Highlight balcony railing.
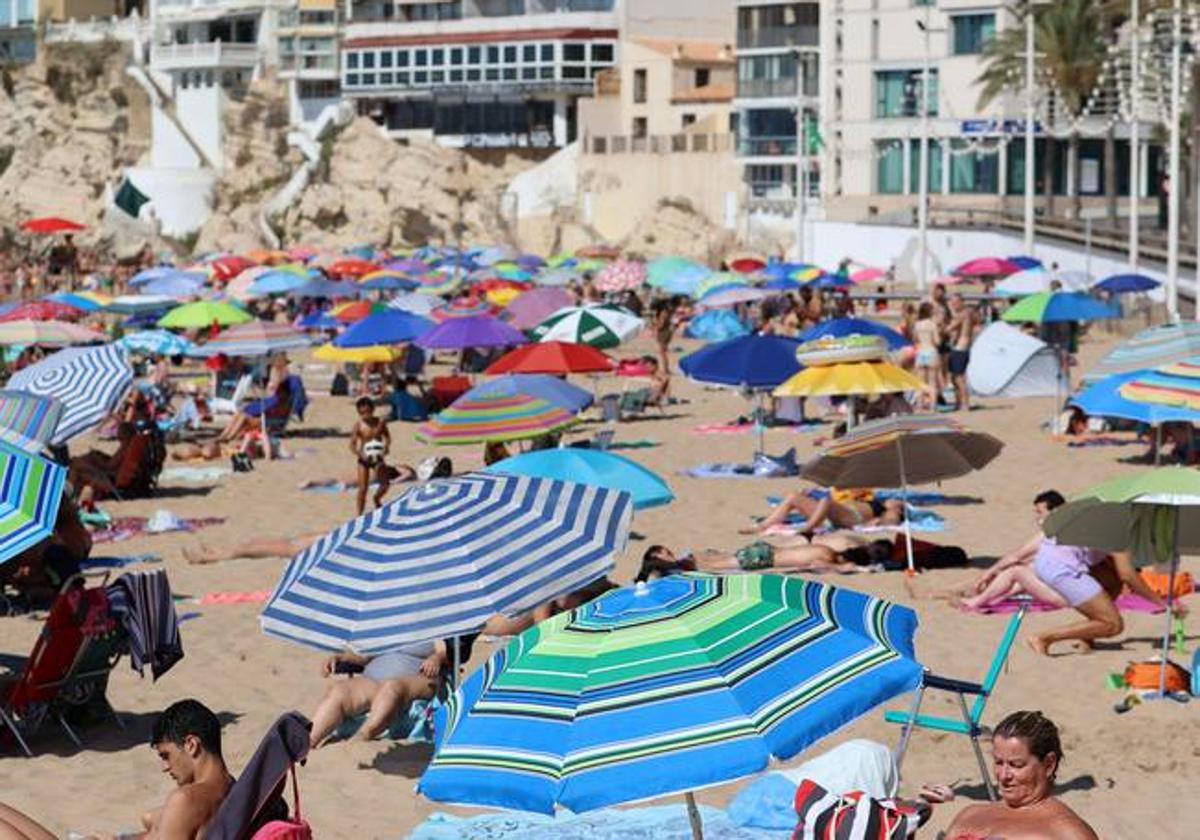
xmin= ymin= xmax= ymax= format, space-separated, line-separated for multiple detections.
xmin=584 ymin=132 xmax=734 ymax=155
xmin=736 ymin=77 xmax=796 ymax=99
xmin=736 ymin=26 xmax=818 ymax=50
xmin=151 ymin=40 xmax=260 ymax=70
xmin=738 ymin=136 xmax=797 ymax=157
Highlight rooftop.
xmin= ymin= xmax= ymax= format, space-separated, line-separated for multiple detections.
xmin=633 ymin=37 xmax=734 ymax=65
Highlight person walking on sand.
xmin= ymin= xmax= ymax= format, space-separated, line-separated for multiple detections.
xmin=912 ymin=302 xmax=941 ymax=410
xmin=350 ymin=397 xmax=391 ymax=516
xmin=946 ymin=293 xmax=977 ymax=411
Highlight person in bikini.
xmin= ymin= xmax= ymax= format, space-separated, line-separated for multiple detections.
xmin=740 ymin=486 xmax=905 ymax=536
xmin=349 ymin=396 xmax=392 ymax=515
xmin=635 ymin=538 xmax=896 ymax=578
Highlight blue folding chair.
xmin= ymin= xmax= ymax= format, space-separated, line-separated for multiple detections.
xmin=884 ymin=598 xmax=1030 ymax=801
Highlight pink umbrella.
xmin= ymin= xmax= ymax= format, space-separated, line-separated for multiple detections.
xmin=953 ymin=257 xmax=1021 ymax=278
xmin=850 ymin=267 xmax=887 ymax=284
xmin=503 ymin=287 xmax=574 ymax=330
xmin=594 ymin=260 xmax=647 ymax=293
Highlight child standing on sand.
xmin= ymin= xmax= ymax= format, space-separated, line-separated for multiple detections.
xmin=350 ymin=396 xmax=392 ymax=515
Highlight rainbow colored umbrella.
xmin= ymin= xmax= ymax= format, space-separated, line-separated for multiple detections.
xmin=432 ymin=297 xmax=495 ymax=322
xmin=694 ymin=272 xmax=747 ymax=299
xmin=1120 ymin=365 xmax=1200 ymax=411
xmin=331 ymin=300 xmax=388 ymax=323
xmin=1084 ymin=323 xmax=1200 ymax=384
xmin=416 ymin=380 xmax=581 ymax=445
xmin=415 ymin=269 xmax=465 ymax=296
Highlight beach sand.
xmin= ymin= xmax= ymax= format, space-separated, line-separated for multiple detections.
xmin=1 ymin=327 xmax=1195 ymax=839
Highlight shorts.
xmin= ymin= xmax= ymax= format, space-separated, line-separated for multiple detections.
xmin=915 ymin=348 xmax=938 ymax=368
xmin=948 ymin=349 xmax=970 ymax=376
xmin=735 ymin=541 xmax=775 ymax=571
xmin=1033 ymin=553 xmax=1103 ymax=607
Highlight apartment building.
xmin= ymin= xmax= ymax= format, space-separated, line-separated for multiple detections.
xmin=277 ymin=0 xmax=342 ymax=123
xmin=0 ymin=0 xmax=35 ymax=63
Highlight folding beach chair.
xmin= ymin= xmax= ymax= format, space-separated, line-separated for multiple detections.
xmin=883 ymin=597 xmax=1031 ymax=801
xmin=211 ymin=374 xmax=253 ymax=416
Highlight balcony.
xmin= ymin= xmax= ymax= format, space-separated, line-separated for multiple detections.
xmin=151 ymin=40 xmax=260 ymax=70
xmin=738 ymin=135 xmax=797 ymax=157
xmin=736 ymin=77 xmax=796 ymax=99
xmin=736 ymin=26 xmax=818 ymax=50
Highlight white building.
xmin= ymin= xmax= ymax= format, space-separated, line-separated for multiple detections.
xmin=277 ymin=0 xmax=342 ymax=124
xmin=0 ymin=0 xmax=35 ymax=63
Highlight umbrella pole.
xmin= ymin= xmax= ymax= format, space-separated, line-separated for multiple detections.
xmin=685 ymin=792 xmax=704 ymax=840
xmin=896 ymin=440 xmax=916 ymax=574
xmin=755 ymin=391 xmax=765 ymax=458
xmin=1155 ymin=424 xmax=1162 ymax=467
xmin=1159 ymin=514 xmax=1181 ymax=698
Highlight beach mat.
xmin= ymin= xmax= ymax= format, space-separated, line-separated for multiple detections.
xmin=682 ymin=450 xmax=800 ymax=480
xmin=91 ymin=516 xmax=225 ymax=545
xmin=161 ymin=466 xmax=231 ymax=482
xmin=406 ymin=805 xmax=786 ymax=840
xmin=969 ymin=592 xmax=1176 ymax=615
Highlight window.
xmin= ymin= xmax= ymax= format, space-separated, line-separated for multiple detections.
xmin=633 ymin=68 xmax=647 ymax=103
xmin=397 ymin=51 xmax=409 ymax=67
xmin=523 ymin=44 xmax=536 ymax=62
xmin=468 ymin=46 xmax=481 ymax=63
xmin=415 ymin=49 xmax=427 ymax=66
xmin=951 ymin=13 xmax=995 ymax=55
xmin=541 ymin=44 xmax=553 ymax=62
xmin=362 ymin=52 xmax=375 ymax=69
xmin=347 ymin=52 xmax=359 ymax=69
xmin=431 ymin=48 xmax=444 ymax=65
xmin=949 ymin=140 xmax=999 ymax=193
xmin=682 ymin=113 xmax=696 ymax=128
xmin=487 ymin=45 xmax=499 ymax=63
xmin=592 ymin=43 xmax=613 ymax=63
xmin=694 ymin=67 xmax=710 ymax=88
xmin=876 ymin=140 xmax=904 ymax=194
xmin=450 ymin=47 xmax=462 ymax=64
xmin=380 ymin=51 xmax=393 ymax=68
xmin=875 ymin=69 xmax=937 ymax=118
xmin=632 ymin=117 xmax=647 ymax=138
xmin=908 ymin=139 xmax=943 ymax=193
xmin=504 ymin=45 xmax=516 ymax=63
xmin=563 ymin=43 xmax=585 ymax=61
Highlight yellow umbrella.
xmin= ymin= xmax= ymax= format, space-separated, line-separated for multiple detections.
xmin=485 ymin=287 xmax=523 ymax=307
xmin=313 ymin=343 xmax=401 ymax=364
xmin=773 ymin=361 xmax=924 ymax=397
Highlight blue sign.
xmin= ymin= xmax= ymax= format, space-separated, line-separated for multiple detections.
xmin=961 ymin=119 xmax=1042 ymax=135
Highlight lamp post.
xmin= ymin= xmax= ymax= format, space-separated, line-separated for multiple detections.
xmin=1023 ymin=1 xmax=1036 ymax=254
xmin=1166 ymin=0 xmax=1181 ymax=321
xmin=793 ymin=49 xmax=807 ymax=262
xmin=915 ymin=9 xmax=941 ymax=292
xmin=1129 ymin=0 xmax=1140 ymax=271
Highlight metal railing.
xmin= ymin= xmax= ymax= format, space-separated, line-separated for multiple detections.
xmin=738 ymin=136 xmax=797 ymax=156
xmin=736 ymin=26 xmax=818 ymax=50
xmin=584 ymin=132 xmax=734 ymax=155
xmin=736 ymin=77 xmax=799 ymax=99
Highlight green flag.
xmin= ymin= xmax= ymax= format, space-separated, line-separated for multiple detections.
xmin=804 ymin=113 xmax=824 ymax=154
xmin=114 ymin=177 xmax=150 ymax=219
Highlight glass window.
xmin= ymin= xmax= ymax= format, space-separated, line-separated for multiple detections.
xmin=504 ymin=45 xmax=517 ymax=63
xmin=541 ymin=44 xmax=553 ymax=61
xmin=952 ymin=13 xmax=996 ymax=56
xmin=467 ymin=68 xmax=481 ymax=80
xmin=397 ymin=71 xmax=409 ymax=84
xmin=397 ymin=50 xmax=409 ymax=67
xmin=431 ymin=48 xmax=444 ymax=65
xmin=450 ymin=68 xmax=463 ymax=81
xmin=949 ymin=141 xmax=999 ymax=193
xmin=633 ymin=68 xmax=647 ymax=103
xmin=502 ymin=67 xmax=516 ymax=80
xmin=563 ymin=65 xmax=586 ymax=79
xmin=432 ymin=70 xmax=444 ymax=82
xmin=362 ymin=52 xmax=375 ymax=69
xmin=487 ymin=45 xmax=500 ymax=63
xmin=380 ymin=51 xmax=393 ymax=68
xmin=563 ymin=43 xmax=585 ymax=61
xmin=362 ymin=72 xmax=376 ymax=85
xmin=592 ymin=43 xmax=613 ymax=63
xmin=469 ymin=46 xmax=481 ymax=63
xmin=347 ymin=72 xmax=360 ymax=85
xmin=908 ymin=139 xmax=943 ymax=193
xmin=486 ymin=68 xmax=500 ymax=80
xmin=415 ymin=49 xmax=427 ymax=66
xmin=523 ymin=44 xmax=536 ymax=62
xmin=876 ymin=140 xmax=904 ymax=194
xmin=347 ymin=52 xmax=359 ymax=69
xmin=875 ymin=69 xmax=937 ymax=118
xmin=522 ymin=66 xmax=536 ymax=79
xmin=450 ymin=47 xmax=463 ymax=65
xmin=539 ymin=66 xmax=553 ymax=79
xmin=380 ymin=72 xmax=394 ymax=84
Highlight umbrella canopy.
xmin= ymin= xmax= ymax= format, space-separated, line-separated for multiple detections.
xmin=296 ymin=311 xmax=342 ymax=331
xmin=0 ymin=320 xmax=106 ymax=347
xmin=531 ymin=305 xmax=643 ymax=349
xmin=192 ymin=321 xmax=311 ymax=357
xmin=313 ymin=343 xmax=401 ymax=364
xmin=158 ymin=300 xmax=252 ymax=329
xmin=1071 ymin=370 xmax=1200 ymax=425
xmin=332 ymin=300 xmax=388 ymax=323
xmin=1119 ymin=368 xmax=1200 ymax=411
xmin=646 ymin=257 xmax=711 ymax=296
xmin=140 ymin=273 xmax=207 ymax=298
xmin=130 ymin=267 xmax=207 ymax=289
xmin=288 ymin=278 xmax=360 ymax=299
xmin=118 ymin=329 xmax=197 ymax=357
xmin=762 ymin=276 xmax=802 ymax=292
xmin=208 ymin=254 xmax=255 ymax=281
xmin=774 ymin=361 xmax=924 ymax=397
xmin=486 ymin=341 xmax=613 ymax=375
xmin=698 ymin=285 xmax=769 ymax=308
xmin=8 ymin=345 xmax=133 ymax=444
xmin=21 ymin=217 xmax=84 ymax=234
xmin=0 ymin=301 xmax=85 ymax=323
xmin=46 ymin=292 xmax=109 ymax=313
xmin=418 ymin=573 xmax=921 ymax=814
xmin=1002 ymin=292 xmax=1118 ymax=324
xmin=502 ymin=287 xmax=573 ymax=330
xmin=104 ymin=294 xmax=177 ymax=316
xmin=486 ymin=449 xmax=673 ymax=510
xmin=327 ymin=258 xmax=377 ymax=278
xmin=851 ymin=267 xmax=887 ymax=283
xmin=416 ymin=315 xmax=528 ymax=351
xmin=389 ymin=293 xmax=438 ymax=317
xmin=535 ymin=267 xmax=583 ymax=287
xmin=360 ymin=270 xmax=418 ymax=291
xmin=994 ymin=267 xmax=1051 ymax=296
xmin=248 ymin=268 xmax=312 ymax=297
xmin=1007 ymin=255 xmax=1042 ymax=270
xmin=594 ymin=260 xmax=647 ymax=293
xmin=414 ymin=269 xmax=465 ymax=296
xmin=695 ymin=272 xmax=747 ymax=299
xmin=680 ymin=334 xmax=802 ymax=390
xmin=417 ymin=383 xmax=583 ymax=445
xmin=953 ymin=257 xmax=1021 ymax=278
xmin=432 ymin=297 xmax=495 ymax=322
xmin=728 ymin=253 xmax=768 ymax=273
xmin=0 ymin=392 xmax=64 ymax=453
xmin=1085 ymin=322 xmax=1200 ymax=384
xmin=798 ymin=317 xmax=910 ymax=350
xmin=0 ymin=440 xmax=67 ymax=567
xmin=470 ymin=374 xmax=593 ymax=413
xmin=1093 ymin=273 xmax=1160 ymax=294
xmin=333 ymin=309 xmax=434 ymax=348
xmin=260 ymin=473 xmax=633 ymax=652
xmin=684 ymin=309 xmax=751 ymax=341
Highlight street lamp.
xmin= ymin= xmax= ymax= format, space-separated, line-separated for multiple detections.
xmin=1023 ymin=2 xmax=1036 ymax=255
xmin=1166 ymin=0 xmax=1181 ymax=321
xmin=1129 ymin=0 xmax=1140 ymax=272
xmin=915 ymin=12 xmax=943 ymax=292
xmin=792 ymin=48 xmax=807 ymax=262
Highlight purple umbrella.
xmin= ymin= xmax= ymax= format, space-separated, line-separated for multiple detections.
xmin=383 ymin=257 xmax=429 ymax=274
xmin=503 ymin=287 xmax=574 ymax=330
xmin=415 ymin=315 xmax=529 ymax=350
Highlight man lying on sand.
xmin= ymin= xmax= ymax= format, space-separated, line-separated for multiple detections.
xmin=634 ymin=536 xmax=894 ymax=578
xmin=946 ymin=710 xmax=1098 ymax=840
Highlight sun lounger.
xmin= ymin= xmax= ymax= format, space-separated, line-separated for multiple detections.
xmin=883 ymin=597 xmax=1031 ymax=801
xmin=210 ymin=374 xmax=253 ymax=416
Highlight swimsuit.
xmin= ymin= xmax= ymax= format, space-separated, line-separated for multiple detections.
xmin=735 ymin=541 xmax=775 ymax=571
xmin=363 ymin=641 xmax=436 ymax=681
xmin=1033 ymin=537 xmax=1106 ymax=607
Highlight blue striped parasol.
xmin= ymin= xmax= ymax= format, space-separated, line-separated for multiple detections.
xmin=0 ymin=392 xmax=64 ymax=453
xmin=118 ymin=329 xmax=197 ymax=356
xmin=0 ymin=439 xmax=66 ymax=566
xmin=260 ymin=473 xmax=633 ymax=653
xmin=8 ymin=345 xmax=134 ymax=445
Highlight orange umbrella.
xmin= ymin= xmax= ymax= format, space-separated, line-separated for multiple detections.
xmin=328 ymin=258 xmax=378 ymax=278
xmin=22 ymin=217 xmax=85 ymax=234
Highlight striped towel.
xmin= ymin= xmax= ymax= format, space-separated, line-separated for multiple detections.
xmin=107 ymin=569 xmax=184 ymax=681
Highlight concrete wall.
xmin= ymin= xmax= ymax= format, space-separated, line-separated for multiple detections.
xmin=622 ymin=0 xmax=735 ymax=42
xmin=124 ymin=165 xmax=217 ymax=236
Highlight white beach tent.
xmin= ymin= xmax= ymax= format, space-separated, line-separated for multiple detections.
xmin=967 ymin=322 xmax=1061 ymax=398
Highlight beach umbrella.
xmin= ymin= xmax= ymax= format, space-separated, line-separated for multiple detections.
xmin=414 ymin=269 xmax=465 ymax=296
xmin=8 ymin=345 xmax=133 ymax=445
xmin=1085 ymin=322 xmax=1200 ymax=384
xmin=1007 ymin=255 xmax=1042 ymax=270
xmin=467 ymin=374 xmax=593 ymax=414
xmin=0 ymin=440 xmax=66 ymax=567
xmin=330 ymin=299 xmax=388 ymax=323
xmin=248 ymin=269 xmax=312 ymax=297
xmin=502 ymin=287 xmax=573 ymax=331
xmin=646 ymin=257 xmax=710 ymax=296
xmin=432 ymin=297 xmax=495 ymax=322
xmin=0 ymin=321 xmax=106 ymax=347
xmin=0 ymin=392 xmax=64 ymax=454
xmin=1071 ymin=370 xmax=1200 ymax=426
xmin=384 ymin=257 xmax=431 ymax=274
xmin=416 ymin=385 xmax=582 ymax=445
xmin=296 ymin=311 xmax=342 ymax=331
xmin=208 ymin=254 xmax=255 ymax=281
xmin=416 ymin=315 xmax=528 ymax=351
xmin=45 ymin=292 xmax=107 ymax=313
xmin=130 ymin=266 xmax=207 ymax=288
xmin=762 ymin=276 xmax=802 ymax=292
xmin=1001 ymin=292 xmax=1118 ymax=324
xmin=851 ymin=267 xmax=887 ymax=284
xmin=21 ymin=217 xmax=84 ymax=234
xmin=1093 ymin=273 xmax=1161 ymax=294
xmin=139 ymin=272 xmax=207 ymax=299
xmin=389 ymin=293 xmax=437 ymax=317
xmin=808 ymin=273 xmax=855 ymax=290
xmin=0 ymin=301 xmax=85 ymax=323
xmin=192 ymin=321 xmax=311 ymax=358
xmin=1043 ymin=468 xmax=1200 ymax=697
xmin=327 ymin=258 xmax=377 ymax=278
xmin=487 ymin=449 xmax=672 ymax=510
xmin=698 ymin=285 xmax=769 ymax=308
xmin=475 ymin=245 xmax=520 ymax=267
xmin=535 ymin=267 xmax=583 ymax=287
xmin=157 ymin=300 xmax=252 ymax=329
xmin=994 ymin=267 xmax=1050 ymax=296
xmin=333 ymin=309 xmax=434 ymax=348
xmin=360 ymin=270 xmax=418 ymax=292
xmin=287 ymin=278 xmax=360 ymax=299
xmin=953 ymin=257 xmax=1021 ymax=278
xmin=680 ymin=334 xmax=803 ymax=389
xmin=788 ymin=265 xmax=826 ymax=283
xmin=803 ymin=415 xmax=1003 ymax=572
xmin=773 ymin=362 xmax=924 ymax=398
xmin=1118 ymin=358 xmax=1200 ymax=412
xmin=486 ymin=341 xmax=613 ymax=375
xmin=261 ymin=473 xmax=632 ymax=653
xmin=594 ymin=260 xmax=647 ymax=293
xmin=418 ymin=573 xmax=921 ymax=821
xmin=695 ymin=272 xmax=747 ymax=300
xmin=728 ymin=253 xmax=768 ymax=273
xmin=531 ymin=305 xmax=643 ymax=349
xmin=491 ymin=266 xmax=534 ymax=283
xmin=313 ymin=343 xmax=401 ymax=364
xmin=684 ymin=309 xmax=750 ymax=341
xmin=798 ymin=317 xmax=910 ymax=350
xmin=104 ymin=295 xmax=177 ymax=316
xmin=117 ymin=329 xmax=197 ymax=357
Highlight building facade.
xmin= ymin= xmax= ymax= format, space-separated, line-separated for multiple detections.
xmin=277 ymin=0 xmax=342 ymax=124
xmin=1 ymin=0 xmax=35 ymax=63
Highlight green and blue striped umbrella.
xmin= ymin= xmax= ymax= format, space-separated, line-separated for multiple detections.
xmin=418 ymin=573 xmax=921 ymax=814
xmin=0 ymin=439 xmax=66 ymax=566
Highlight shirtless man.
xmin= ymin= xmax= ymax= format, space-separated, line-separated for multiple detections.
xmin=946 ymin=293 xmax=977 ymax=411
xmin=349 ymin=396 xmax=392 ymax=515
xmin=946 ymin=710 xmax=1098 ymax=840
xmin=72 ymin=700 xmax=233 ymax=839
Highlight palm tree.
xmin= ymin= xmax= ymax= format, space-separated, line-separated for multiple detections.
xmin=976 ymin=0 xmax=1108 ymax=218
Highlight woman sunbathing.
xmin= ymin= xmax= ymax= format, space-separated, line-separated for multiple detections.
xmin=183 ymin=532 xmax=326 ymax=565
xmin=741 ymin=487 xmax=905 ymax=535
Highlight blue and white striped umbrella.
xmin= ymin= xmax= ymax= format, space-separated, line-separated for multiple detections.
xmin=8 ymin=345 xmax=134 ymax=445
xmin=260 ymin=473 xmax=633 ymax=653
xmin=118 ymin=329 xmax=197 ymax=356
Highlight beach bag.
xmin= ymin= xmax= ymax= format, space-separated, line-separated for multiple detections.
xmin=251 ymin=765 xmax=312 ymax=840
xmin=231 ymin=452 xmax=255 ymax=473
xmin=1124 ymin=660 xmax=1190 ymax=693
xmin=329 ymin=373 xmax=348 ymax=397
xmin=792 ymin=779 xmax=921 ymax=839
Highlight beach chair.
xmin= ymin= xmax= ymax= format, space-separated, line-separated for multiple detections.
xmin=211 ymin=374 xmax=253 ymax=416
xmin=0 ymin=576 xmax=126 ymax=756
xmin=883 ymin=598 xmax=1030 ymax=801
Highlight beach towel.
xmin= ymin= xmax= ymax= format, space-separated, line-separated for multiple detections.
xmin=762 ymin=496 xmax=947 ymax=533
xmin=968 ymin=592 xmax=1180 ymax=615
xmin=407 ymin=805 xmax=785 ymax=840
xmin=608 ymin=439 xmax=659 ymax=450
xmin=195 ymin=590 xmax=273 ymax=606
xmin=106 ymin=568 xmax=183 ymax=681
xmin=161 ymin=466 xmax=231 ymax=482
xmin=683 ymin=449 xmax=800 ymax=480
xmin=91 ymin=516 xmax=225 ymax=544
xmin=1058 ymin=435 xmax=1143 ymax=448
xmin=692 ymin=423 xmax=754 ymax=434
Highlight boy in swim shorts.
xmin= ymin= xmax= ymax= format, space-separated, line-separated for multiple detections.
xmin=350 ymin=397 xmax=392 ymax=515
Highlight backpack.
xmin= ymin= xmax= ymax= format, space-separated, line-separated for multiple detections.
xmin=792 ymin=779 xmax=924 ymax=840
xmin=329 ymin=373 xmax=349 ymax=397
xmin=251 ymin=765 xmax=312 ymax=840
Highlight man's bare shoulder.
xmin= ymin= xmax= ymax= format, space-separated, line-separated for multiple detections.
xmin=153 ymin=784 xmax=223 ymax=838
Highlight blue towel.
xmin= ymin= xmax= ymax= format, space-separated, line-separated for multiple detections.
xmin=682 ymin=449 xmax=800 ymax=480
xmin=728 ymin=774 xmax=801 ymax=830
xmin=407 ymin=805 xmax=788 ymax=839
xmin=763 ymin=495 xmax=947 ymax=533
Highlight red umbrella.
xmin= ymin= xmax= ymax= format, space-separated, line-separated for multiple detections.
xmin=332 ymin=300 xmax=388 ymax=323
xmin=328 ymin=258 xmax=377 ymax=278
xmin=210 ymin=255 xmax=255 ymax=282
xmin=486 ymin=341 xmax=615 ymax=375
xmin=0 ymin=301 xmax=85 ymax=322
xmin=21 ymin=217 xmax=85 ymax=234
xmin=728 ymin=254 xmax=767 ymax=273
xmin=473 ymin=278 xmax=532 ymax=294
xmin=952 ymin=257 xmax=1021 ymax=278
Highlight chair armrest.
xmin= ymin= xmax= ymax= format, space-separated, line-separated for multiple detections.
xmin=923 ymin=673 xmax=988 ymax=696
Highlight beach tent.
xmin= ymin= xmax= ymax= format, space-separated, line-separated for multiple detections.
xmin=966 ymin=322 xmax=1060 ymax=398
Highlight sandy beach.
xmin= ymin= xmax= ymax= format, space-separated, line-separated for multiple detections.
xmin=1 ymin=325 xmax=1195 ymax=839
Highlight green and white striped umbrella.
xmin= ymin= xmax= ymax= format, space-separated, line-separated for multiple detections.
xmin=0 ymin=439 xmax=66 ymax=566
xmin=530 ymin=304 xmax=644 ymax=349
